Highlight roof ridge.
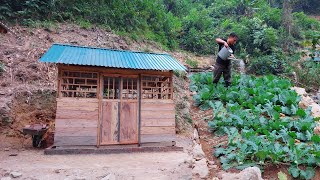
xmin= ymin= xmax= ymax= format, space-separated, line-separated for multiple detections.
xmin=53 ymin=43 xmax=170 ymax=56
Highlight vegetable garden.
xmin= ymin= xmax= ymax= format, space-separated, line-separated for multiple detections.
xmin=190 ymin=72 xmax=320 ymax=179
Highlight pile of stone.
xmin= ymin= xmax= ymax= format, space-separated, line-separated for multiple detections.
xmin=190 ymin=128 xmax=209 ymax=179
xmin=292 ymin=87 xmax=320 ymax=134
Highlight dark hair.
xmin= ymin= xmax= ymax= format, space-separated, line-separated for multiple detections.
xmin=229 ymin=32 xmax=238 ymax=39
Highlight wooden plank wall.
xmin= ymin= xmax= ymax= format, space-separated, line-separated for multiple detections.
xmin=140 ymin=99 xmax=176 ymax=143
xmin=54 ymin=98 xmax=98 ymax=146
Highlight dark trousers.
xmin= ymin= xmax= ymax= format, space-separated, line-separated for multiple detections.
xmin=212 ymin=63 xmax=231 ymax=86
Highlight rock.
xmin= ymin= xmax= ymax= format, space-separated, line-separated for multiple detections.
xmin=208 ymin=160 xmax=215 ymax=165
xmin=299 ymin=96 xmax=314 ymax=109
xmin=181 ymin=107 xmax=190 ymax=117
xmin=1 ymin=177 xmax=12 ymax=180
xmin=317 ymin=90 xmax=320 ymax=101
xmin=193 ymin=129 xmax=200 ymax=144
xmin=192 ymin=144 xmax=205 ymax=160
xmin=314 ymin=126 xmax=320 ymax=135
xmin=292 ymin=87 xmax=307 ymax=96
xmin=293 ymin=87 xmax=320 ymax=117
xmin=74 ymin=177 xmax=86 ymax=180
xmin=310 ymin=102 xmax=320 ymax=117
xmin=10 ymin=171 xmax=22 ymax=178
xmin=192 ymin=159 xmax=209 ymax=179
xmin=101 ymin=173 xmax=116 ymax=180
xmin=4 ymin=148 xmax=9 ymax=151
xmin=219 ymin=167 xmax=263 ymax=180
xmin=209 ymin=165 xmax=218 ymax=169
xmin=212 ymin=177 xmax=219 ymax=180
xmin=184 ymin=156 xmax=194 ymax=168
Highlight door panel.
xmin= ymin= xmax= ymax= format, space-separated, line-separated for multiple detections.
xmin=101 ymin=101 xmax=119 ymax=144
xmin=120 ymin=101 xmax=138 ymax=143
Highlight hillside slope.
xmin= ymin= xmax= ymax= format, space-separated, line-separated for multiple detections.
xmin=0 ymin=23 xmax=212 ymax=148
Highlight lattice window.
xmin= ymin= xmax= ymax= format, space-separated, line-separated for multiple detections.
xmin=60 ymin=71 xmax=98 ymax=98
xmin=141 ymin=75 xmax=172 ymax=99
xmin=103 ymin=77 xmax=120 ymax=99
xmin=103 ymin=77 xmax=138 ymax=99
xmin=122 ymin=77 xmax=138 ymax=99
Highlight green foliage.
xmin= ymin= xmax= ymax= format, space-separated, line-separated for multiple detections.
xmin=190 ymin=72 xmax=319 ymax=179
xmin=294 ymin=12 xmax=320 ymax=31
xmin=179 ymin=6 xmax=214 ymax=54
xmin=77 ymin=19 xmax=92 ymax=29
xmin=247 ymin=51 xmax=288 ymax=75
xmin=173 ymin=70 xmax=187 ymax=79
xmin=1 ymin=0 xmax=319 ymax=65
xmin=185 ymin=58 xmax=198 ymax=68
xmin=294 ymin=61 xmax=320 ymax=90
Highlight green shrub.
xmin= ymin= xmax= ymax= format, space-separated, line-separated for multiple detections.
xmin=186 ymin=58 xmax=198 ymax=68
xmin=293 ymin=12 xmax=320 ymax=31
xmin=173 ymin=70 xmax=187 ymax=79
xmin=77 ymin=19 xmax=92 ymax=29
xmin=247 ymin=52 xmax=288 ymax=75
xmin=294 ymin=61 xmax=320 ymax=90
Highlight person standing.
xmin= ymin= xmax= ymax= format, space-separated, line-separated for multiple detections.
xmin=213 ymin=33 xmax=238 ymax=87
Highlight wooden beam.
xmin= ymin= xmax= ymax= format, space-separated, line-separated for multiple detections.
xmin=140 ymin=126 xmax=175 ymax=135
xmin=59 ymin=65 xmax=172 ymax=76
xmin=54 ymin=136 xmax=97 ymax=146
xmin=140 ymin=134 xmax=176 ymax=143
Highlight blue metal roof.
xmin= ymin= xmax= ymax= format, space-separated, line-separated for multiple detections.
xmin=39 ymin=44 xmax=186 ymax=71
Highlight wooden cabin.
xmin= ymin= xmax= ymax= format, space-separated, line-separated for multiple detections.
xmin=40 ymin=44 xmax=186 ymax=147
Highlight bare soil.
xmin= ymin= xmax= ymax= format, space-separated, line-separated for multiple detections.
xmin=0 ymin=136 xmax=193 ymax=180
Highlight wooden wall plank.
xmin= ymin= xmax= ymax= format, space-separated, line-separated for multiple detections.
xmin=54 ymin=136 xmax=97 ymax=146
xmin=141 ymin=103 xmax=175 ymax=111
xmin=55 ymin=127 xmax=97 ymax=136
xmin=56 ymin=111 xmax=98 ymax=120
xmin=120 ymin=102 xmax=138 ymax=143
xmin=140 ymin=134 xmax=176 ymax=143
xmin=141 ymin=118 xmax=174 ymax=127
xmin=141 ymin=126 xmax=175 ymax=135
xmin=56 ymin=105 xmax=98 ymax=111
xmin=141 ymin=99 xmax=174 ymax=104
xmin=101 ymin=101 xmax=119 ymax=144
xmin=141 ymin=110 xmax=175 ymax=119
xmin=55 ymin=119 xmax=97 ymax=128
xmin=57 ymin=98 xmax=98 ymax=103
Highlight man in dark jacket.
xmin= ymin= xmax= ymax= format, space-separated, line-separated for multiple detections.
xmin=213 ymin=32 xmax=238 ymax=87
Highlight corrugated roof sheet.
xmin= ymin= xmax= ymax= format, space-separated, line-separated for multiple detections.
xmin=39 ymin=44 xmax=186 ymax=71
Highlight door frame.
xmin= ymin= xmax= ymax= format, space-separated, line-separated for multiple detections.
xmin=98 ymin=74 xmax=140 ymax=146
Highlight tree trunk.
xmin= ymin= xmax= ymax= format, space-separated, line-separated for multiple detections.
xmin=282 ymin=0 xmax=293 ymax=35
xmin=282 ymin=0 xmax=293 ymax=51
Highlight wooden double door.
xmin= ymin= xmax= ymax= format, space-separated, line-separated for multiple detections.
xmin=100 ymin=75 xmax=139 ymax=145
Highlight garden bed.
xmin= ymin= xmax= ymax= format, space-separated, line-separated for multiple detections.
xmin=190 ymin=72 xmax=320 ymax=179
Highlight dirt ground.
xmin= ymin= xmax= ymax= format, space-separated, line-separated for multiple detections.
xmin=0 ymin=136 xmax=193 ymax=180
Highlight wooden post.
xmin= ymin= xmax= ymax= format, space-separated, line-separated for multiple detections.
xmin=97 ymin=73 xmax=102 ymax=147
xmin=138 ymin=74 xmax=141 ymax=146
